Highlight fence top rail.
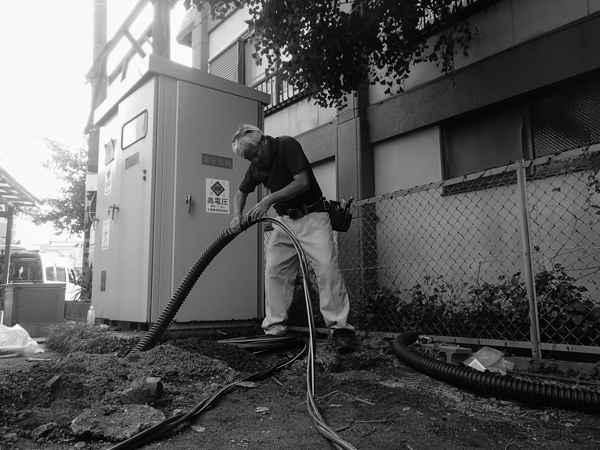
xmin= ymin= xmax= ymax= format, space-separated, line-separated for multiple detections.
xmin=355 ymin=145 xmax=600 ymax=207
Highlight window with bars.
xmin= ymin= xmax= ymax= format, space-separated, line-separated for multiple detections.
xmin=530 ymin=78 xmax=600 ymax=157
xmin=442 ymin=77 xmax=600 ymax=192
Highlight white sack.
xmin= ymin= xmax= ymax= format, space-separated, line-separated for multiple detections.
xmin=0 ymin=324 xmax=43 ymax=356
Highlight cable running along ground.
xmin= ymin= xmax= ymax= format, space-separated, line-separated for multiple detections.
xmin=110 ymin=217 xmax=357 ymax=450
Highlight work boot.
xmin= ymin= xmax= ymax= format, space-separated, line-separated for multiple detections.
xmin=333 ymin=329 xmax=357 ymax=353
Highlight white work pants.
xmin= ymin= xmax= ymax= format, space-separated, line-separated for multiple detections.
xmin=263 ymin=211 xmax=354 ymax=335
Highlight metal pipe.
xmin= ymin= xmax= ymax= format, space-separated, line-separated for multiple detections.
xmin=1 ymin=206 xmax=15 ymax=317
xmin=150 ymin=0 xmax=172 ymax=58
xmin=516 ymin=159 xmax=542 ymax=360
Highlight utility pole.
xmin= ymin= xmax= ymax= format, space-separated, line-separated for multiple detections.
xmin=150 ymin=0 xmax=175 ymax=58
xmin=84 ymin=0 xmax=107 ymax=269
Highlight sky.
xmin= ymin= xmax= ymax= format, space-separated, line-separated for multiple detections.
xmin=0 ymin=0 xmax=191 ymax=245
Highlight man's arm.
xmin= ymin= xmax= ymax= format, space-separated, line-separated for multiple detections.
xmin=246 ymin=170 xmax=309 ymax=220
xmin=230 ymin=189 xmax=250 ymax=232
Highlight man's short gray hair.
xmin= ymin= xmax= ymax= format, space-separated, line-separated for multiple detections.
xmin=231 ymin=124 xmax=264 ymax=157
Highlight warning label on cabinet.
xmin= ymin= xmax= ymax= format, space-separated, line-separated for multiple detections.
xmin=102 ymin=219 xmax=110 ymax=250
xmin=104 ymin=169 xmax=113 ymax=195
xmin=206 ymin=178 xmax=229 ymax=214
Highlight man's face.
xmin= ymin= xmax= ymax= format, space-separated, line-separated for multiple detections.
xmin=244 ymin=140 xmax=271 ymax=167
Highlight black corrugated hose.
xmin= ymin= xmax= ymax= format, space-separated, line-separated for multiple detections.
xmin=114 ymin=217 xmax=356 ymax=450
xmin=129 ymin=226 xmax=241 ymax=355
xmin=392 ymin=330 xmax=600 ymax=414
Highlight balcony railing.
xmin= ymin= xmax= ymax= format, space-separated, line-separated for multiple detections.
xmin=252 ymin=71 xmax=305 ymax=114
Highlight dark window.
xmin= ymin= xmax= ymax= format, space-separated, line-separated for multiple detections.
xmin=444 ymin=104 xmax=527 ymax=179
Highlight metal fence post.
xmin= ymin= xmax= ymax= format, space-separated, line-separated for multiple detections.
xmin=516 ymin=159 xmax=542 ymax=360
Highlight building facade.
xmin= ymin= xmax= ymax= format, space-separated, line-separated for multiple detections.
xmin=172 ymin=1 xmax=600 ymax=351
xmin=176 ymin=0 xmax=600 ymax=203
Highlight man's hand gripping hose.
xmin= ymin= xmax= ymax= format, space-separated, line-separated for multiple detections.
xmin=117 ymin=216 xmax=357 ymax=450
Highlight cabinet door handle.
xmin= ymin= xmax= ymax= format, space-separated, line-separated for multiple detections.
xmin=186 ymin=195 xmax=192 ymax=214
xmin=108 ymin=204 xmax=120 ymax=220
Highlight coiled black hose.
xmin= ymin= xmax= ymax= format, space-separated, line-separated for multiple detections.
xmin=392 ymin=330 xmax=600 ymax=414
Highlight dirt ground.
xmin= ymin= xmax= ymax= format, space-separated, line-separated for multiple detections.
xmin=2 ymin=333 xmax=600 ymax=450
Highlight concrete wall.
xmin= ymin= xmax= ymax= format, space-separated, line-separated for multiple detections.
xmin=312 ymin=158 xmax=336 ymax=201
xmin=369 ymin=0 xmax=600 ymax=104
xmin=370 ymin=156 xmax=600 ymax=299
xmin=265 ymin=98 xmax=337 ymax=140
xmin=373 ymin=180 xmax=524 ymax=292
xmin=373 ymin=127 xmax=442 ymax=196
xmin=207 ymin=8 xmax=248 ymax=58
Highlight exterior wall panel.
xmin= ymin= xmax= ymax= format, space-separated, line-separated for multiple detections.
xmin=296 ymin=121 xmax=337 ymax=164
xmin=373 ymin=127 xmax=442 ymax=196
xmin=453 ymin=0 xmax=515 ymax=71
xmin=289 ymin=100 xmax=321 ymax=136
xmin=313 ymin=159 xmax=337 ymax=201
xmin=265 ymin=98 xmax=337 ymax=141
xmin=265 ymin=109 xmax=291 ymax=136
xmin=512 ymin=0 xmax=589 ymax=44
xmin=207 ymin=8 xmax=246 ymax=56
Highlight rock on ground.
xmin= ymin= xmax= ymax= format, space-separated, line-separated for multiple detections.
xmin=70 ymin=404 xmax=166 ymax=442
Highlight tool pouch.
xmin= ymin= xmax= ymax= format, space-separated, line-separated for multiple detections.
xmin=328 ymin=201 xmax=353 ymax=232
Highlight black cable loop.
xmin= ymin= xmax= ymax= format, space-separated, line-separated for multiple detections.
xmin=119 ymin=216 xmax=357 ymax=450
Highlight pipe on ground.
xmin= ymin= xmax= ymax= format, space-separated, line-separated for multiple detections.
xmin=392 ymin=330 xmax=600 ymax=414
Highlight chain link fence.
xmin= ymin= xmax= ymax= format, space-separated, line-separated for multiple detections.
xmin=280 ymin=147 xmax=600 ymax=356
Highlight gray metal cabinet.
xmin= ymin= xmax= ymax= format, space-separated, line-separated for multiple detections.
xmin=91 ymin=55 xmax=269 ymax=327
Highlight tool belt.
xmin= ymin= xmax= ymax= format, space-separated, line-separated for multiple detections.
xmin=327 ymin=199 xmax=353 ymax=232
xmin=286 ymin=197 xmax=354 ymax=232
xmin=286 ymin=199 xmax=330 ymax=220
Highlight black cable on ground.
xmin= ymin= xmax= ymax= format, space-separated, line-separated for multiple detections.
xmin=217 ymin=334 xmax=306 ymax=354
xmin=116 ymin=217 xmax=357 ymax=450
xmin=392 ymin=330 xmax=600 ymax=414
xmin=107 ymin=344 xmax=307 ymax=450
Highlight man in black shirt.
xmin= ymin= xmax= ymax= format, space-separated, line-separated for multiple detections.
xmin=230 ymin=124 xmax=356 ymax=352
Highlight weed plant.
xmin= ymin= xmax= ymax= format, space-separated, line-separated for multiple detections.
xmin=354 ymin=265 xmax=600 ymax=346
xmin=45 ymin=321 xmax=140 ymax=356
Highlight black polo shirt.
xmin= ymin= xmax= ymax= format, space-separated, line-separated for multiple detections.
xmin=238 ymin=135 xmax=323 ymax=216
